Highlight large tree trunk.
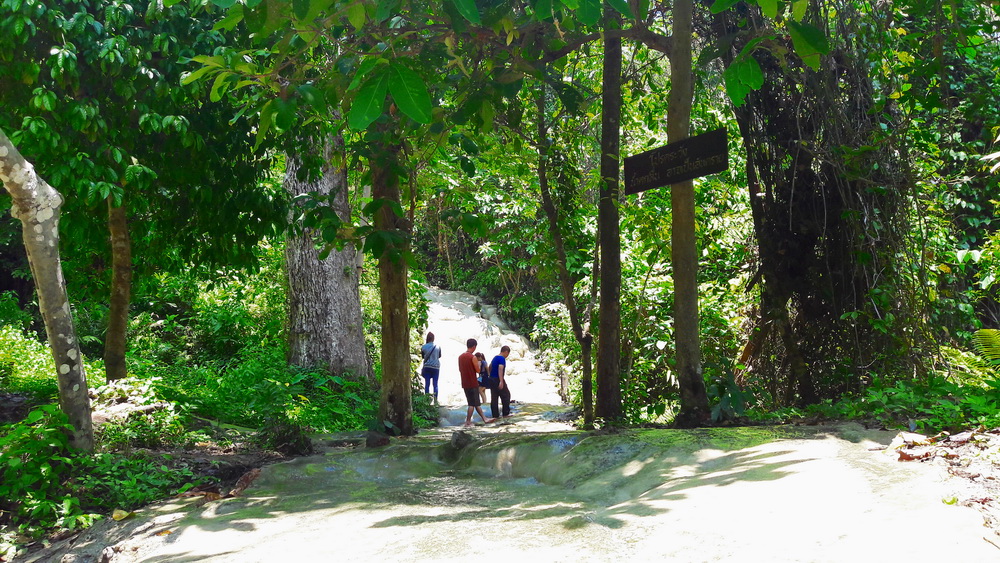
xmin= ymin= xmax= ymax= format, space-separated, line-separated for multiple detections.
xmin=717 ymin=5 xmax=905 ymax=405
xmin=372 ymin=143 xmax=413 ymax=435
xmin=596 ymin=10 xmax=624 ymax=422
xmin=669 ymin=0 xmax=710 ymax=427
xmin=284 ymin=140 xmax=371 ymax=381
xmin=104 ymin=196 xmax=131 ymax=382
xmin=0 ymin=127 xmax=93 ymax=451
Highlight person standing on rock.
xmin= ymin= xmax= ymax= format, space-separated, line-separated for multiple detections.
xmin=489 ymin=346 xmax=512 ymax=419
xmin=420 ymin=332 xmax=442 ymax=403
xmin=459 ymin=338 xmax=494 ymax=427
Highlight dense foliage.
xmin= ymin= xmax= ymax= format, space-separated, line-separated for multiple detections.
xmin=1 ymin=0 xmax=1000 ymax=554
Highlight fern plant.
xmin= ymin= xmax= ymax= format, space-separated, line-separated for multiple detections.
xmin=973 ymin=329 xmax=1000 ymax=367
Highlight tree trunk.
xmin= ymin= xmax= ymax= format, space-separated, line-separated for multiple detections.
xmin=596 ymin=9 xmax=624 ymax=422
xmin=104 ymin=196 xmax=131 ymax=382
xmin=669 ymin=0 xmax=709 ymax=427
xmin=0 ymin=127 xmax=93 ymax=451
xmin=284 ymin=139 xmax=371 ymax=381
xmin=371 ymin=143 xmax=413 ymax=435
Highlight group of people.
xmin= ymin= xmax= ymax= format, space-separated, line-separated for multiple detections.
xmin=419 ymin=332 xmax=513 ymax=427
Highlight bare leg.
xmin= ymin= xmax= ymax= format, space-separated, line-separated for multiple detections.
xmin=476 ymin=406 xmax=495 ymax=424
xmin=464 ymin=406 xmax=474 ymax=427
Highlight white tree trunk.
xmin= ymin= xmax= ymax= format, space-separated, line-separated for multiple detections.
xmin=284 ymin=139 xmax=371 ymax=381
xmin=0 ymin=127 xmax=93 ymax=451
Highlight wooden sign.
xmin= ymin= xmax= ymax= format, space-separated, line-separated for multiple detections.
xmin=624 ymin=128 xmax=728 ymax=195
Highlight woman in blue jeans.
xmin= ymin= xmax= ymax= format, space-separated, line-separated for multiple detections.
xmin=420 ymin=332 xmax=441 ymax=402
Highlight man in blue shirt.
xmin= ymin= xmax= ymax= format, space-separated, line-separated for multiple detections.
xmin=488 ymin=345 xmax=512 ymax=418
xmin=420 ymin=332 xmax=441 ymax=403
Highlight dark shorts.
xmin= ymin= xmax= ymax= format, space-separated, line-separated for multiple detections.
xmin=463 ymin=388 xmax=481 ymax=407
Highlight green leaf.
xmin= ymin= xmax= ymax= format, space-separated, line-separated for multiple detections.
xmin=723 ymin=61 xmax=750 ymax=107
xmin=303 ymin=0 xmax=337 ymax=21
xmin=533 ymin=0 xmax=553 ymax=20
xmin=388 ymin=63 xmax=432 ymax=124
xmin=605 ymin=0 xmax=633 ymax=18
xmin=459 ymin=155 xmax=476 ymax=176
xmin=347 ymin=2 xmax=366 ymax=29
xmin=190 ymin=55 xmax=225 ymax=68
xmin=710 ymin=0 xmax=740 ymax=14
xmin=349 ymin=58 xmax=381 ymax=90
xmin=26 ymin=408 xmax=44 ymax=424
xmin=758 ymin=0 xmax=777 ymax=19
xmin=293 ymin=0 xmax=310 ymax=20
xmin=348 ymin=72 xmax=389 ymax=130
xmin=450 ymin=0 xmax=481 ymax=24
xmin=791 ymin=0 xmax=807 ymax=20
xmin=210 ymin=0 xmax=239 ymax=8
xmin=256 ymin=99 xmax=277 ymax=149
xmin=181 ymin=65 xmax=215 ymax=86
xmin=275 ymin=99 xmax=296 ymax=131
xmin=576 ymin=0 xmax=601 ymax=26
xmin=375 ymin=0 xmax=400 ymax=22
xmin=738 ymin=56 xmax=764 ymax=89
xmin=210 ymin=72 xmax=233 ymax=102
xmin=787 ymin=20 xmax=829 ymax=70
xmin=297 ymin=84 xmax=327 ymax=112
xmin=460 ymin=213 xmax=487 ymax=236
xmin=244 ymin=3 xmax=267 ymax=33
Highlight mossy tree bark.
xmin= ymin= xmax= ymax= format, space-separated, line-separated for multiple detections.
xmin=104 ymin=196 xmax=131 ymax=382
xmin=596 ymin=10 xmax=624 ymax=422
xmin=372 ymin=142 xmax=413 ymax=436
xmin=669 ymin=0 xmax=710 ymax=427
xmin=285 ymin=138 xmax=371 ymax=382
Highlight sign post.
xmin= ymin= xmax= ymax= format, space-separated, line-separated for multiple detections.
xmin=624 ymin=128 xmax=728 ymax=195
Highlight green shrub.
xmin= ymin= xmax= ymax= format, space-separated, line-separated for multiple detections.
xmin=0 ymin=291 xmax=32 ymax=332
xmin=0 ymin=404 xmax=207 ymax=549
xmin=69 ymin=453 xmax=201 ymax=513
xmin=0 ymin=405 xmax=98 ymax=538
xmin=0 ymin=325 xmax=64 ymax=401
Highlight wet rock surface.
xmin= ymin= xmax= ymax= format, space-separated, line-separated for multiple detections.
xmin=15 ymin=288 xmax=1000 ymax=561
xmin=21 ymin=423 xmax=1000 ymax=562
xmin=422 ymin=286 xmax=564 ymax=410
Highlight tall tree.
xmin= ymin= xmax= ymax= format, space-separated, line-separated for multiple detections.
xmin=0 ymin=0 xmax=282 ymax=382
xmin=669 ymin=0 xmax=709 ymax=425
xmin=371 ymin=139 xmax=413 ymax=435
xmin=0 ymin=128 xmax=93 ymax=451
xmin=535 ymin=75 xmax=597 ymax=427
xmin=105 ymin=196 xmax=131 ymax=381
xmin=285 ymin=139 xmax=371 ymax=381
xmin=596 ymin=9 xmax=624 ymax=421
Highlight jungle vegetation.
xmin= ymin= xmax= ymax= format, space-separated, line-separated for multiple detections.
xmin=1 ymin=0 xmax=999 ymax=552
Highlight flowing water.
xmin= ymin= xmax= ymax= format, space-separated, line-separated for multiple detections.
xmin=31 ymin=288 xmax=1000 ymax=562
xmin=421 ymin=286 xmax=567 ymax=427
